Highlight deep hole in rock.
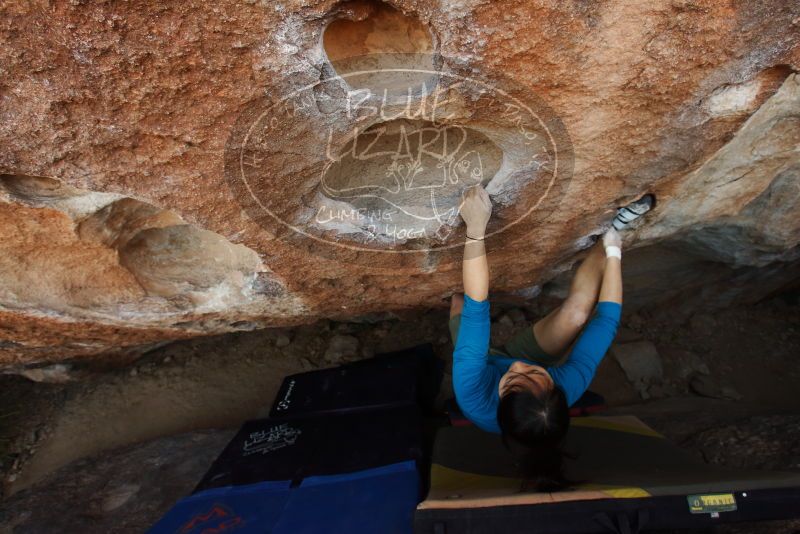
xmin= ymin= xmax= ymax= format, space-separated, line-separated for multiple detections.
xmin=324 ymin=0 xmax=433 ymax=62
xmin=322 ymin=0 xmax=436 ymax=94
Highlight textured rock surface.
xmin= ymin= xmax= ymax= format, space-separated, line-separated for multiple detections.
xmin=1 ymin=0 xmax=799 ymax=368
xmin=691 ymin=415 xmax=800 ymax=471
xmin=611 ymin=340 xmax=663 ymax=399
xmin=0 ymin=430 xmax=233 ymax=533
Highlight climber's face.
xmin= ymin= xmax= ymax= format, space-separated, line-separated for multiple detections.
xmin=498 ymin=360 xmax=554 ymax=398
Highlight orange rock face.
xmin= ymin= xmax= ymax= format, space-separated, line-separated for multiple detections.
xmin=0 ymin=0 xmax=798 ymax=370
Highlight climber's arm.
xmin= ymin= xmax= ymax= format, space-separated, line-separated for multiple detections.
xmin=549 ymin=301 xmax=621 ymax=405
xmin=454 ymin=185 xmax=492 ymax=384
xmin=452 ymin=294 xmax=493 ymax=418
xmin=460 ymin=185 xmax=492 ymax=301
xmin=452 ymin=185 xmax=495 ymax=425
xmin=463 ymin=239 xmax=488 ymax=301
xmin=548 ymin=230 xmax=623 ymax=405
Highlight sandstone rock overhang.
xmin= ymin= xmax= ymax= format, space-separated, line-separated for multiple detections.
xmin=0 ymin=0 xmax=798 ymax=370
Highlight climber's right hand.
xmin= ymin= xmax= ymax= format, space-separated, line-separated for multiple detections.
xmin=459 ymin=185 xmax=492 ymax=239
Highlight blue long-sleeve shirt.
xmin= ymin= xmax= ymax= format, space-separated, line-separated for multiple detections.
xmin=452 ymin=294 xmax=621 ymax=434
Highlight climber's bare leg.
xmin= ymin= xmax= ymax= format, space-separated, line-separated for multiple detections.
xmin=531 ymin=241 xmax=606 ymax=357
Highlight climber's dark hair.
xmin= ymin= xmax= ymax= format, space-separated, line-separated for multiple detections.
xmin=497 ymin=383 xmax=571 ymax=492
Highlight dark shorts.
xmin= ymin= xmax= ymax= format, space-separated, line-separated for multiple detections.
xmin=448 ymin=313 xmax=562 ymax=366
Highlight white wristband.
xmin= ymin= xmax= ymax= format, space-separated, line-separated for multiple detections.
xmin=605 ymin=246 xmax=622 ymax=259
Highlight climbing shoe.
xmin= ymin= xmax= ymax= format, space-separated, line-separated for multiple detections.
xmin=612 ymin=194 xmax=655 ymax=231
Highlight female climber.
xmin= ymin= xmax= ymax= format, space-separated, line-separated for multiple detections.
xmin=450 ymin=185 xmax=654 ymax=490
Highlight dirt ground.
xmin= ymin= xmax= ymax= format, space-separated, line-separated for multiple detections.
xmin=0 ymin=291 xmax=799 ymax=531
